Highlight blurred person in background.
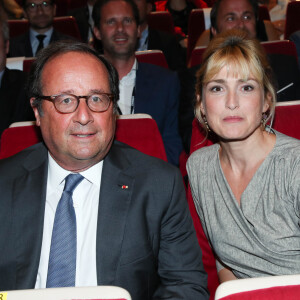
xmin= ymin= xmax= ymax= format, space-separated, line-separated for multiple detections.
xmin=0 ymin=13 xmax=28 ymax=137
xmin=9 ymin=0 xmax=74 ymax=57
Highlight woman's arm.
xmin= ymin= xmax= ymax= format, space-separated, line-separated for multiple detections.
xmin=218 ymin=266 xmax=238 ymax=283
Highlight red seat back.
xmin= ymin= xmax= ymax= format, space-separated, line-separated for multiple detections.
xmin=187 ymin=9 xmax=205 ymax=64
xmin=135 ymin=50 xmax=169 ymax=69
xmin=147 ymin=11 xmax=175 ymax=34
xmin=0 ymin=117 xmax=167 ymax=161
xmin=284 ymin=1 xmax=300 ymax=39
xmin=8 ymin=17 xmax=81 ymax=41
xmin=261 ymin=40 xmax=298 ymax=61
xmin=53 ymin=16 xmax=82 ymax=41
xmin=189 ymin=46 xmax=206 ymax=67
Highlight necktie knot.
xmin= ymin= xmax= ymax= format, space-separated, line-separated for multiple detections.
xmin=36 ymin=34 xmax=46 ymax=42
xmin=64 ymin=173 xmax=84 ymax=194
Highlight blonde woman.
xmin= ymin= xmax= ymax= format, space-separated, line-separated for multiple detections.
xmin=187 ymin=29 xmax=300 ymax=283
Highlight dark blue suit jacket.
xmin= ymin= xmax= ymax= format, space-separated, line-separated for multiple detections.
xmin=0 ymin=141 xmax=209 ymax=300
xmin=134 ymin=62 xmax=182 ymax=165
xmin=9 ymin=30 xmax=74 ymax=57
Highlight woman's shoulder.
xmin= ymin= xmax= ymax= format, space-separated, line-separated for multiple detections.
xmin=187 ymin=144 xmax=219 ymax=168
xmin=274 ymin=131 xmax=300 ymax=154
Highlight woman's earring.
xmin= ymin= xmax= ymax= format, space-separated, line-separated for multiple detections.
xmin=202 ymin=114 xmax=211 ymax=132
xmin=261 ymin=112 xmax=268 ymax=127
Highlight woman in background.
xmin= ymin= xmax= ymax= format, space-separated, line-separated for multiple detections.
xmin=187 ymin=29 xmax=300 ymax=283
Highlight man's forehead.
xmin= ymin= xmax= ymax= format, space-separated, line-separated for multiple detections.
xmin=26 ymin=0 xmax=52 ymax=4
xmin=42 ymin=52 xmax=108 ymax=78
xmin=219 ymin=0 xmax=254 ymax=15
xmin=101 ymin=0 xmax=134 ymax=18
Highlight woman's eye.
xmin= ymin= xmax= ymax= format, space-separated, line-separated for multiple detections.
xmin=242 ymin=85 xmax=254 ymax=92
xmin=210 ymin=86 xmax=223 ymax=92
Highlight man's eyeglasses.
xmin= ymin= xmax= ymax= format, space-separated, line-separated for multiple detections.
xmin=26 ymin=1 xmax=53 ymax=12
xmin=37 ymin=93 xmax=114 ymax=113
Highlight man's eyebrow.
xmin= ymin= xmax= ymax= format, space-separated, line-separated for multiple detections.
xmin=90 ymin=89 xmax=110 ymax=94
xmin=224 ymin=12 xmax=236 ymax=17
xmin=242 ymin=10 xmax=255 ymax=15
xmin=54 ymin=89 xmax=109 ymax=95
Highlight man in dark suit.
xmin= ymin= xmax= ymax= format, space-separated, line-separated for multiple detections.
xmin=133 ymin=0 xmax=186 ymax=71
xmin=0 ymin=40 xmax=209 ymax=300
xmin=0 ymin=14 xmax=28 ymax=137
xmin=9 ymin=0 xmax=74 ymax=57
xmin=93 ymin=0 xmax=182 ymax=166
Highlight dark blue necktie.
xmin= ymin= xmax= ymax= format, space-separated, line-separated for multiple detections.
xmin=46 ymin=173 xmax=84 ymax=287
xmin=36 ymin=34 xmax=46 ymax=54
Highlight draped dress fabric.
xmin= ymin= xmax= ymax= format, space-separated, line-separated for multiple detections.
xmin=187 ymin=131 xmax=300 ymax=278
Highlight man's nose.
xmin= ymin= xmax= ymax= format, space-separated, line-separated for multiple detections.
xmin=236 ymin=17 xmax=246 ymax=29
xmin=116 ymin=21 xmax=124 ymax=32
xmin=73 ymin=99 xmax=93 ymax=125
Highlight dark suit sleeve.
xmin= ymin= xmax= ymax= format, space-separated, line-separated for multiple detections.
xmin=153 ymin=169 xmax=209 ymax=299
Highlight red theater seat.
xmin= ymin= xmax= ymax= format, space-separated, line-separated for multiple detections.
xmin=0 ymin=115 xmax=167 ymax=162
xmin=8 ymin=17 xmax=81 ymax=41
xmin=284 ymin=1 xmax=300 ymax=39
xmin=135 ymin=50 xmax=169 ymax=69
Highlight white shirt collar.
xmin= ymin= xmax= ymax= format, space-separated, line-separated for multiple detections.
xmin=47 ymin=152 xmax=103 ymax=190
xmin=120 ymin=59 xmax=138 ymax=86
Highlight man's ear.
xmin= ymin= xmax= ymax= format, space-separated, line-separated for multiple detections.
xmin=30 ymin=98 xmax=41 ymax=126
xmin=93 ymin=26 xmax=101 ymax=40
xmin=211 ymin=26 xmax=217 ymax=37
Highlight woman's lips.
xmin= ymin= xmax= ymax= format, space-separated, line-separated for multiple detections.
xmin=223 ymin=116 xmax=243 ymax=122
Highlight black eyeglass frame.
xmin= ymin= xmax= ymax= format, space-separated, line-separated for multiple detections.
xmin=25 ymin=1 xmax=54 ymax=11
xmin=36 ymin=93 xmax=115 ymax=114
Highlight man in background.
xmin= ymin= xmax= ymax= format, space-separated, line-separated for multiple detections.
xmin=9 ymin=0 xmax=74 ymax=57
xmin=0 ymin=13 xmax=28 ymax=137
xmin=93 ymin=0 xmax=183 ymax=165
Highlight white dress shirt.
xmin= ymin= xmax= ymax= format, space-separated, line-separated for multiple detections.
xmin=118 ymin=59 xmax=137 ymax=114
xmin=35 ymin=153 xmax=103 ymax=288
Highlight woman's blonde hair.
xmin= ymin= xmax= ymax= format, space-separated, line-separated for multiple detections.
xmin=195 ymin=29 xmax=276 ymax=134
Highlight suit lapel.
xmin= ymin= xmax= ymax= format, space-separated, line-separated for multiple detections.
xmin=13 ymin=144 xmax=48 ymax=289
xmin=96 ymin=142 xmax=134 ymax=284
xmin=25 ymin=33 xmax=34 ymax=57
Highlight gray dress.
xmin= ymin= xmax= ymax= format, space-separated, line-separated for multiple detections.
xmin=187 ymin=131 xmax=300 ymax=278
